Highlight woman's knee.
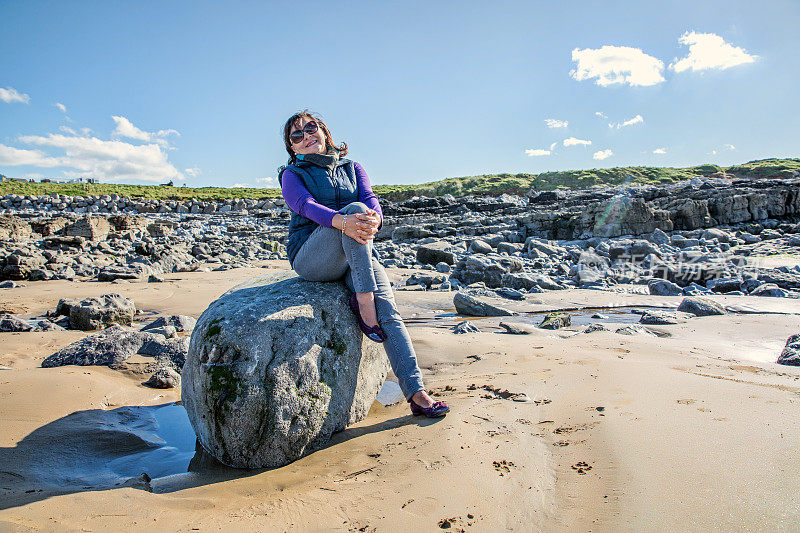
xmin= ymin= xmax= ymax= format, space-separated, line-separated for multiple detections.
xmin=340 ymin=202 xmax=369 ymax=215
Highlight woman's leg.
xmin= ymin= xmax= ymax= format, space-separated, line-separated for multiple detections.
xmin=344 ymin=255 xmax=427 ymax=403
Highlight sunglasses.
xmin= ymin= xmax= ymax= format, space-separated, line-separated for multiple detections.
xmin=289 ymin=121 xmax=319 ymax=145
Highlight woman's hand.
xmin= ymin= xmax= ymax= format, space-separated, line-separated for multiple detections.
xmin=338 ymin=209 xmax=381 ymax=245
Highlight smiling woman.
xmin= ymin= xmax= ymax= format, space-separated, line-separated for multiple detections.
xmin=277 ymin=110 xmax=450 ymax=418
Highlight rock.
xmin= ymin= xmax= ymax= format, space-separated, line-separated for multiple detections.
xmin=97 ymin=264 xmax=152 ymax=282
xmin=651 ymin=228 xmax=670 ymax=245
xmin=749 ymin=283 xmax=787 ymax=297
xmin=41 ymin=326 xmax=165 ymax=367
xmin=392 ymin=225 xmax=432 ymax=242
xmin=143 ymin=367 xmax=181 ymax=388
xmin=141 ymin=325 xmax=177 ymax=338
xmin=453 ymin=321 xmax=480 ymax=334
xmin=648 ymin=279 xmax=683 ymax=296
xmin=64 ymin=294 xmax=137 ymax=331
xmin=584 ymin=323 xmax=607 ymax=333
xmin=64 ymin=215 xmax=110 ymax=241
xmin=32 ymin=319 xmax=65 ymax=331
xmin=0 ymin=315 xmax=33 ymax=332
xmin=777 ymin=334 xmax=800 ymax=366
xmin=453 ymin=291 xmax=514 ymax=317
xmin=639 ymin=310 xmax=692 ymax=325
xmin=139 ymin=335 xmax=190 ymax=365
xmin=499 ymin=321 xmax=534 ymax=334
xmin=676 ymin=297 xmax=727 ymax=317
xmin=435 ymin=262 xmax=451 ymax=273
xmin=683 ymin=282 xmax=712 ymax=295
xmin=0 ymin=215 xmax=33 ymax=241
xmin=181 ymin=272 xmax=389 ymax=469
xmin=494 ymin=287 xmax=526 ymax=300
xmin=469 ymin=239 xmax=493 ymax=254
xmin=140 ymin=315 xmax=197 ymax=332
xmin=416 ymin=241 xmax=455 ymax=265
xmin=0 ymin=280 xmax=24 ymax=288
xmin=538 ymin=312 xmax=571 ymax=330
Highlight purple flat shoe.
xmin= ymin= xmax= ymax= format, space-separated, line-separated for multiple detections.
xmin=348 ymin=294 xmax=386 ymax=343
xmin=409 ymin=398 xmax=450 ymax=418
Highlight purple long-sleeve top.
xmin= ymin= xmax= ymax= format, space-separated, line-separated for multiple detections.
xmin=281 ymin=161 xmax=383 ymax=228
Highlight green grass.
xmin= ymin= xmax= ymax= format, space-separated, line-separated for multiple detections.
xmin=1 ymin=158 xmax=796 ymax=202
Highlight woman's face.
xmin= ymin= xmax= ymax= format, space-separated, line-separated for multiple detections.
xmin=289 ymin=116 xmax=327 ymax=156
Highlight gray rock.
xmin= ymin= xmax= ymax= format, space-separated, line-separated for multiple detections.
xmin=138 ymin=336 xmax=190 ymax=368
xmin=141 ymin=325 xmax=178 ymax=338
xmin=677 ymin=297 xmax=727 ymax=317
xmin=41 ymin=326 xmax=165 ymax=367
xmin=392 ymin=225 xmax=432 ymax=242
xmin=97 ymin=263 xmax=152 ymax=282
xmin=469 ymin=239 xmax=493 ymax=254
xmin=538 ymin=312 xmax=571 ymax=330
xmin=494 ymin=287 xmax=526 ymax=300
xmin=499 ymin=321 xmax=534 ymax=334
xmin=750 ymin=283 xmax=787 ymax=297
xmin=453 ymin=291 xmax=515 ymax=317
xmin=141 ymin=314 xmax=197 ymax=332
xmin=143 ymin=367 xmax=181 ymax=388
xmin=416 ymin=241 xmax=455 ymax=265
xmin=453 ymin=321 xmax=480 ymax=334
xmin=435 ymin=262 xmax=452 ymax=273
xmin=66 ymin=293 xmax=137 ymax=331
xmin=777 ymin=334 xmax=800 ymax=366
xmin=639 ymin=310 xmax=693 ymax=325
xmin=650 ymin=228 xmax=670 ymax=245
xmin=584 ymin=323 xmax=607 ymax=333
xmin=0 ymin=315 xmax=33 ymax=332
xmin=648 ymin=279 xmax=683 ymax=296
xmin=64 ymin=215 xmax=110 ymax=241
xmin=181 ymin=272 xmax=389 ymax=469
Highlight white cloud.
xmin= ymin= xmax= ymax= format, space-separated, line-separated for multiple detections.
xmin=184 ymin=167 xmax=201 ymax=178
xmin=610 ymin=114 xmax=644 ymax=129
xmin=653 ymin=147 xmax=667 ymax=154
xmin=710 ymin=149 xmax=718 ymax=155
xmin=593 ymin=149 xmax=613 ymax=160
xmin=0 ymin=144 xmax=62 ymax=167
xmin=15 ymin=121 xmax=182 ymax=183
xmin=563 ymin=137 xmax=592 ymax=147
xmin=571 ymin=45 xmax=665 ymax=87
xmin=232 ymin=183 xmax=251 ymax=188
xmin=80 ymin=127 xmax=93 ymax=135
xmin=55 ymin=102 xmax=67 ymax=113
xmin=59 ymin=126 xmax=77 ymax=135
xmin=724 ymin=144 xmax=735 ymax=150
xmin=544 ymin=118 xmax=568 ymax=128
xmin=525 ymin=148 xmax=551 ymax=157
xmin=670 ymin=31 xmax=758 ymax=73
xmin=111 ymin=115 xmax=180 ymax=148
xmin=0 ymin=86 xmax=30 ymax=104
xmin=256 ymin=176 xmax=279 ymax=187
xmin=549 ymin=142 xmax=557 ymax=151
xmin=595 ymin=111 xmax=607 ymax=119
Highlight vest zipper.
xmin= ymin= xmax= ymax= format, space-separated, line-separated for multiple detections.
xmin=331 ymin=166 xmax=340 ymax=209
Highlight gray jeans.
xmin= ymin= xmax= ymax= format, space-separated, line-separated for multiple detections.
xmin=292 ymin=202 xmax=425 ymax=402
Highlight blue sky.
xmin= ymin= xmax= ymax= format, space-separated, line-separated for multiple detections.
xmin=1 ymin=0 xmax=798 ymax=187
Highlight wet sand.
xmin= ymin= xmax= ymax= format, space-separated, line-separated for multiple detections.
xmin=1 ymin=260 xmax=799 ymax=531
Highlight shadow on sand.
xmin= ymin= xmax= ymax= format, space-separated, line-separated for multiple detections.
xmin=0 ymin=400 xmax=441 ymax=511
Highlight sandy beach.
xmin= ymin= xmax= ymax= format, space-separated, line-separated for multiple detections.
xmin=0 ymin=259 xmax=798 ymax=532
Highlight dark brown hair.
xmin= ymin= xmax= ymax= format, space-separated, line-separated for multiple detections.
xmin=282 ymin=110 xmax=348 ymax=163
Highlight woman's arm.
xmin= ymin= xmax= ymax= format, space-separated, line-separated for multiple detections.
xmin=354 ymin=162 xmax=383 ymax=229
xmin=281 ymin=169 xmax=338 ymax=228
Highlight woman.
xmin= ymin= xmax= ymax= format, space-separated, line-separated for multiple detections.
xmin=278 ymin=111 xmax=449 ymax=418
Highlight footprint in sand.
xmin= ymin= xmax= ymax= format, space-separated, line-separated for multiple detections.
xmin=437 ymin=514 xmax=475 ymax=531
xmin=676 ymin=399 xmax=696 ymax=405
xmin=571 ymin=461 xmax=593 ymax=474
xmin=492 ymin=459 xmax=515 ymax=476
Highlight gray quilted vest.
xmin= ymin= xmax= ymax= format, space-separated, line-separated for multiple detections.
xmin=279 ymin=152 xmax=359 ymax=266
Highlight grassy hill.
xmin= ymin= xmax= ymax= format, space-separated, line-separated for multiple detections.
xmin=1 ymin=158 xmax=797 ymax=202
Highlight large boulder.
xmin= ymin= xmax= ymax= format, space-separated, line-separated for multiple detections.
xmin=64 ymin=215 xmax=110 ymax=241
xmin=453 ymin=291 xmax=514 ymax=317
xmin=677 ymin=297 xmax=726 ymax=317
xmin=181 ymin=272 xmax=389 ymax=469
xmin=416 ymin=241 xmax=455 ymax=265
xmin=57 ymin=293 xmax=137 ymax=330
xmin=41 ymin=326 xmax=165 ymax=367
